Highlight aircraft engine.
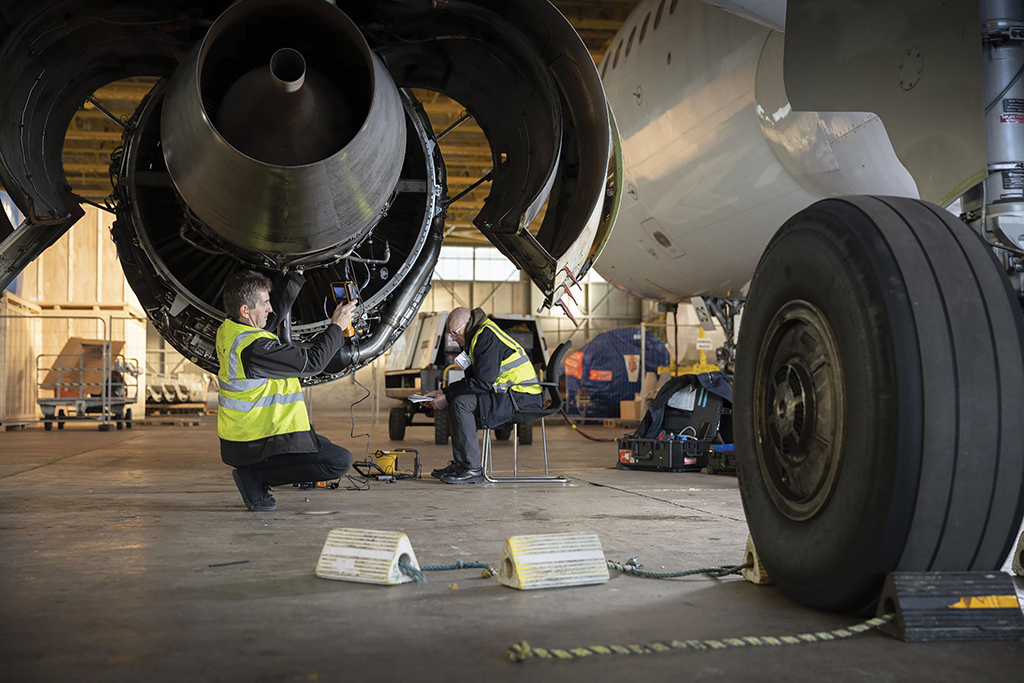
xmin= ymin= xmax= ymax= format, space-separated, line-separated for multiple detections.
xmin=0 ymin=0 xmax=618 ymax=382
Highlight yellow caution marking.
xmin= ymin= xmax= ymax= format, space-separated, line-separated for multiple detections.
xmin=947 ymin=595 xmax=1019 ymax=609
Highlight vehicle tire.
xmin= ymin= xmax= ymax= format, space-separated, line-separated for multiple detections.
xmin=434 ymin=406 xmax=450 ymax=445
xmin=734 ymin=196 xmax=1024 ymax=613
xmin=389 ymin=407 xmax=407 ymax=441
xmin=44 ymin=418 xmax=52 ymax=431
xmin=494 ymin=427 xmax=512 ymax=441
xmin=57 ymin=409 xmax=65 ymax=431
xmin=116 ymin=420 xmax=123 ymax=430
xmin=518 ymin=422 xmax=533 ymax=445
xmin=125 ymin=408 xmax=133 ymax=429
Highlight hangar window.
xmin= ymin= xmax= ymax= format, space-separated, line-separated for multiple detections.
xmin=473 ymin=248 xmax=521 ymax=281
xmin=639 ymin=13 xmax=650 ymax=43
xmin=434 ymin=246 xmax=520 ymax=282
xmin=654 ymin=0 xmax=666 ymax=29
xmin=434 ymin=246 xmax=475 ymax=281
xmin=613 ymin=40 xmax=622 ymax=69
xmin=625 ymin=26 xmax=636 ymax=57
xmin=670 ymin=0 xmax=679 ymax=14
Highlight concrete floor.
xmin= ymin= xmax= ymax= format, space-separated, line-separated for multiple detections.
xmin=1 ymin=414 xmax=1022 ymax=682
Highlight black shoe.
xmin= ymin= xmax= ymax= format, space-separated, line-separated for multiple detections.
xmin=431 ymin=461 xmax=463 ymax=479
xmin=232 ymin=469 xmax=277 ymax=511
xmin=440 ymin=467 xmax=484 ymax=484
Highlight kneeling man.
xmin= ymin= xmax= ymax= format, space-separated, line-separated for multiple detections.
xmin=217 ymin=269 xmax=357 ymax=511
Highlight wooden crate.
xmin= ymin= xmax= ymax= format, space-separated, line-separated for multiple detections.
xmin=0 ymin=292 xmax=42 ymax=422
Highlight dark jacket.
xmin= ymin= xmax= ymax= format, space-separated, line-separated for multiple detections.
xmin=636 ymin=372 xmax=733 ymax=440
xmin=220 ymin=272 xmax=346 ymax=467
xmin=443 ymin=308 xmax=542 ymax=429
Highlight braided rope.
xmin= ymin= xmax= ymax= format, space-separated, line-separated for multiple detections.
xmin=398 ymin=559 xmax=497 ymax=583
xmin=507 ymin=614 xmax=894 ymax=663
xmin=397 ymin=561 xmax=427 ymax=584
xmin=420 ymin=560 xmax=493 ymax=572
xmin=607 ymin=557 xmax=752 ymax=579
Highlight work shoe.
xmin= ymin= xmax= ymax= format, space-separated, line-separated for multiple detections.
xmin=440 ymin=467 xmax=484 ymax=485
xmin=431 ymin=460 xmax=462 ymax=479
xmin=232 ymin=469 xmax=277 ymax=511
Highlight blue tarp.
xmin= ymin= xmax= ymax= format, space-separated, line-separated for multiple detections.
xmin=565 ymin=328 xmax=670 ymax=419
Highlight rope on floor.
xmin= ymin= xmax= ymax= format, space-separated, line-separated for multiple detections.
xmin=398 ymin=559 xmax=497 ymax=583
xmin=506 ymin=614 xmax=894 ymax=663
xmin=607 ymin=557 xmax=751 ymax=579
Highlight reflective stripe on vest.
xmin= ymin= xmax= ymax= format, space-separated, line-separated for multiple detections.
xmin=468 ymin=319 xmax=542 ymax=395
xmin=216 ymin=318 xmax=311 ymax=441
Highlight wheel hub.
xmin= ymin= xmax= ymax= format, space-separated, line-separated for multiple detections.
xmin=754 ymin=300 xmax=846 ymax=521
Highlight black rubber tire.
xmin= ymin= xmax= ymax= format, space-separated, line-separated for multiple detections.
xmin=494 ymin=427 xmax=512 ymax=441
xmin=44 ymin=418 xmax=52 ymax=431
xmin=518 ymin=422 xmax=533 ymax=446
xmin=735 ymin=196 xmax=1024 ymax=613
xmin=57 ymin=410 xmax=65 ymax=431
xmin=434 ymin=406 xmax=450 ymax=445
xmin=125 ymin=408 xmax=133 ymax=429
xmin=116 ymin=421 xmax=123 ymax=430
xmin=388 ymin=407 xmax=407 ymax=441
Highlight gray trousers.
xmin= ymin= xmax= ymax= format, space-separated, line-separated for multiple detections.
xmin=450 ymin=393 xmax=483 ymax=469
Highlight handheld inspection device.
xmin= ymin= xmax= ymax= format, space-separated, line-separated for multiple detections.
xmin=330 ymin=281 xmax=358 ymax=338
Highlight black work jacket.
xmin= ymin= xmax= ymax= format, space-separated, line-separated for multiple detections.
xmin=443 ymin=309 xmax=541 ymax=429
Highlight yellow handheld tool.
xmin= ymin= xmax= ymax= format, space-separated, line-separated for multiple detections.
xmin=330 ymin=280 xmax=358 ymax=338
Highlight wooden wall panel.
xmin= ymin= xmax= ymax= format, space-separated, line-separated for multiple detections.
xmin=0 ymin=293 xmax=42 ymax=422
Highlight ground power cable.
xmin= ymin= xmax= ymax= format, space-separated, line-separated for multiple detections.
xmin=559 ymin=409 xmax=617 ymax=442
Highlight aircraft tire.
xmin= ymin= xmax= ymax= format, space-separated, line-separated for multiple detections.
xmin=734 ymin=196 xmax=1024 ymax=613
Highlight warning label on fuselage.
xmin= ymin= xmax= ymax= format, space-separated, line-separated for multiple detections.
xmin=1003 ymin=98 xmax=1024 ymax=114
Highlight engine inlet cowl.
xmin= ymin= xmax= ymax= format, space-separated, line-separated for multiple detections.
xmin=160 ymin=0 xmax=406 ymax=258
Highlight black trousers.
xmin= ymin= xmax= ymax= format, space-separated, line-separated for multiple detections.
xmin=243 ymin=435 xmax=353 ymax=487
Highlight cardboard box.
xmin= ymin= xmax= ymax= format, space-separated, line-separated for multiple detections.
xmin=620 ymin=398 xmax=642 ymax=421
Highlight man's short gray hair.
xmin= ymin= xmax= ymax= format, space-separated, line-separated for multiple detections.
xmin=223 ymin=270 xmax=272 ymax=320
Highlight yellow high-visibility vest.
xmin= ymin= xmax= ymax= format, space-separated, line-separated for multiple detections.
xmin=468 ymin=319 xmax=542 ymax=395
xmin=216 ymin=318 xmax=310 ymax=441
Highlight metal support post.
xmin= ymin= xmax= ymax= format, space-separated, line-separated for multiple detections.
xmin=639 ymin=322 xmax=647 ymax=419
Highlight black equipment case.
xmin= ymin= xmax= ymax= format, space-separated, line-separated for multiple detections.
xmin=617 ymin=435 xmax=711 ymax=472
xmin=616 ymin=372 xmax=732 ymax=473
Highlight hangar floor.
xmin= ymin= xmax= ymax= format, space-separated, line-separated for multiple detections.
xmin=1 ymin=416 xmax=1021 ymax=682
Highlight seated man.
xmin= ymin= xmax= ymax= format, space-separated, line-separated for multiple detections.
xmin=217 ymin=269 xmax=358 ymax=511
xmin=425 ymin=307 xmax=542 ymax=484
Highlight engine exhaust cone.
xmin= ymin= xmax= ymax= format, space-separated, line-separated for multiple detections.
xmin=215 ymin=47 xmax=355 ymax=166
xmin=161 ymin=0 xmax=406 ymax=257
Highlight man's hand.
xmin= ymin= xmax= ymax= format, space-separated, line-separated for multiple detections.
xmin=425 ymin=389 xmax=448 ymax=410
xmin=331 ymin=300 xmax=359 ymax=329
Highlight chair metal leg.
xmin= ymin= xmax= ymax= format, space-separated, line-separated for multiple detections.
xmin=482 ymin=419 xmax=568 ymax=484
xmin=513 ymin=423 xmax=518 ymax=475
xmin=481 ymin=428 xmax=492 ymax=479
xmin=541 ymin=417 xmax=549 ymax=474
